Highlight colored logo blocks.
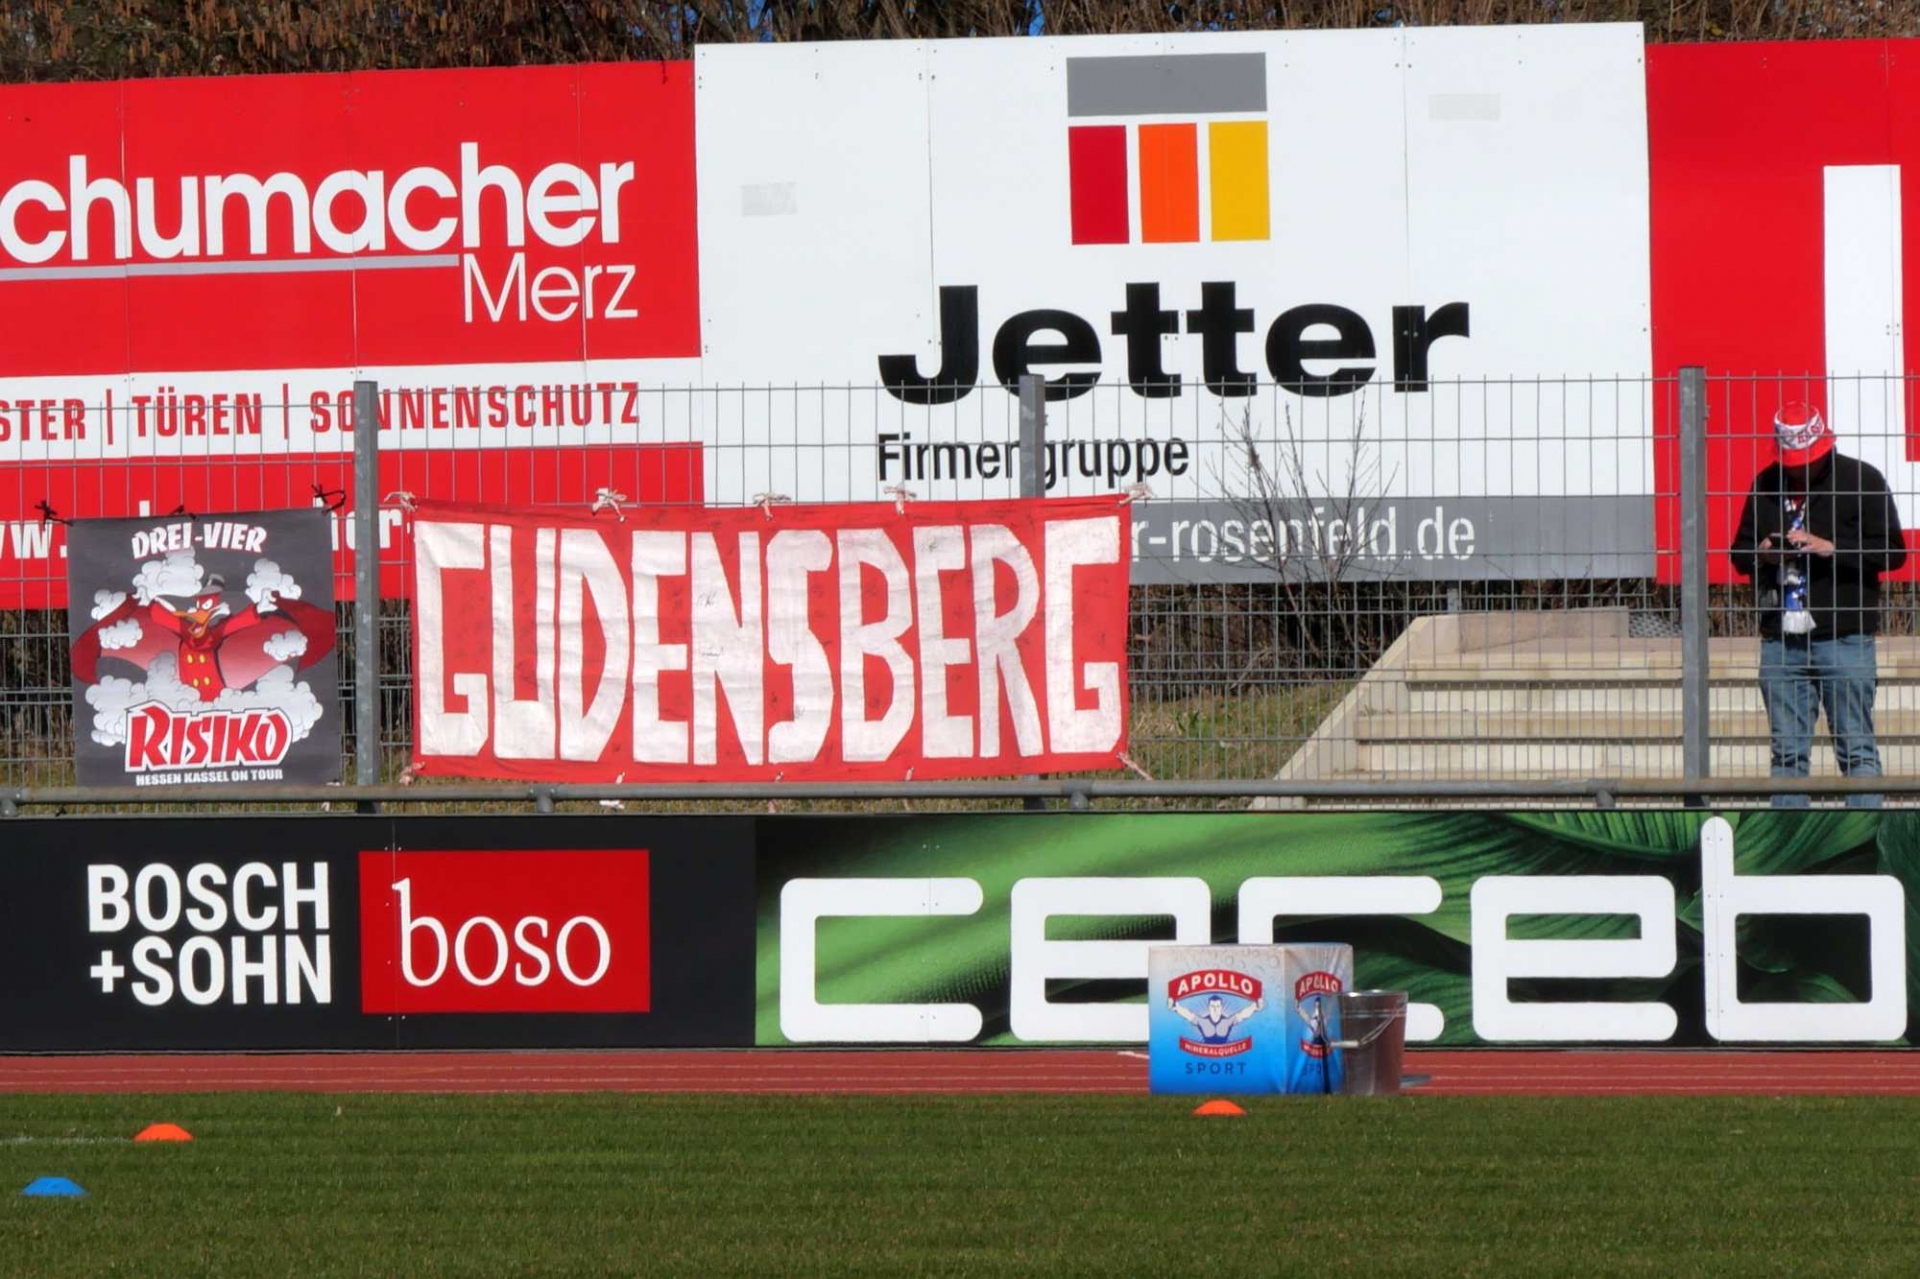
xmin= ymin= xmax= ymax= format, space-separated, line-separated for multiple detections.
xmin=1066 ymin=54 xmax=1271 ymax=245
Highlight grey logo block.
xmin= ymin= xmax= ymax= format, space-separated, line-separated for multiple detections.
xmin=1066 ymin=53 xmax=1267 ymax=119
xmin=1127 ymin=497 xmax=1658 ymax=584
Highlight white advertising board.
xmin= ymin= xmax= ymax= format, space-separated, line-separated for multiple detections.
xmin=694 ymin=27 xmax=1656 ymax=579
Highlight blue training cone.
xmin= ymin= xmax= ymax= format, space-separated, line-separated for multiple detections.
xmin=22 ymin=1177 xmax=86 ymax=1197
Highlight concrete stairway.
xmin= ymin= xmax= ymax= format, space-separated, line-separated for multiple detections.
xmin=1278 ymin=609 xmax=1920 ymax=788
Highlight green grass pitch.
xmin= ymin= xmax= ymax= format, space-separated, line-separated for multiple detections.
xmin=1 ymin=1093 xmax=1916 ymax=1275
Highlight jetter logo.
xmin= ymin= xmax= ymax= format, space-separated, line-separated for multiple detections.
xmin=358 ymin=850 xmax=650 ymax=1014
xmin=1065 ymin=53 xmax=1270 ymax=246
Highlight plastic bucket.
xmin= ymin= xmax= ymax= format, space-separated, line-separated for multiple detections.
xmin=1335 ymin=990 xmax=1408 ymax=1096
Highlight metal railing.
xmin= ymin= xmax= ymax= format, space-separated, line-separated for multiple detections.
xmin=5 ymin=368 xmax=1916 ymax=808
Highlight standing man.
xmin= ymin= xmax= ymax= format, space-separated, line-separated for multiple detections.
xmin=1730 ymin=403 xmax=1907 ymax=807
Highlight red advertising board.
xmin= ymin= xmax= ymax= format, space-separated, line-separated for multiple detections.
xmin=0 ymin=63 xmax=698 ymax=375
xmin=0 ymin=61 xmax=703 ymax=608
xmin=359 ymin=849 xmax=651 ymax=1014
xmin=407 ymin=496 xmax=1131 ymax=781
xmin=1648 ymin=39 xmax=1920 ymax=584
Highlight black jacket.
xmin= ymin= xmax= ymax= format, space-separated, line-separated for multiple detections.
xmin=1730 ymin=451 xmax=1908 ymax=638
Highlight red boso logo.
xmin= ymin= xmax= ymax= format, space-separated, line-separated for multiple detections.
xmin=358 ymin=850 xmax=650 ymax=1014
xmin=124 ymin=703 xmax=292 ymax=772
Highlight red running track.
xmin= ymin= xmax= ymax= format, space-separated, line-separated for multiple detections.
xmin=2 ymin=1051 xmax=1919 ymax=1096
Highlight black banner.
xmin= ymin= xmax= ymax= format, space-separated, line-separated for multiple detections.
xmin=0 ymin=816 xmax=755 ymax=1051
xmin=66 ymin=509 xmax=342 ymax=787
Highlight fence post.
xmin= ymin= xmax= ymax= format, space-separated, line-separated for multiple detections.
xmin=1018 ymin=374 xmax=1046 ymax=500
xmin=353 ymin=380 xmax=381 ymax=795
xmin=1679 ymin=366 xmax=1710 ymax=803
xmin=1019 ymin=375 xmax=1047 ymax=811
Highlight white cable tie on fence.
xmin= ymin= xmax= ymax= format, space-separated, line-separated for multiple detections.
xmin=600 ymin=773 xmax=627 ymax=811
xmin=591 ymin=487 xmax=630 ymax=521
xmin=883 ymin=484 xmax=915 ymax=514
xmin=1119 ymin=483 xmax=1155 ymax=506
xmin=752 ymin=492 xmax=792 ymax=521
xmin=1117 ymin=751 xmax=1155 ymax=781
xmin=383 ymin=490 xmax=417 ymax=512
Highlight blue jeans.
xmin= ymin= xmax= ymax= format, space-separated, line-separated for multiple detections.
xmin=1759 ymin=634 xmax=1883 ymax=808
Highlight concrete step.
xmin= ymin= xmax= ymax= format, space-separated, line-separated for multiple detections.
xmin=1404 ymin=680 xmax=1920 ymax=715
xmin=1273 ymin=612 xmax=1920 ymax=793
xmin=1397 ymin=635 xmax=1920 ymax=681
xmin=1355 ymin=709 xmax=1920 ymax=742
xmin=1359 ymin=739 xmax=1901 ymax=776
xmin=1301 ymin=770 xmax=1879 ymax=801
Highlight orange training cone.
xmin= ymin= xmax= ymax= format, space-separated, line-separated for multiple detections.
xmin=134 ymin=1123 xmax=192 ymax=1143
xmin=1192 ymin=1099 xmax=1245 ymax=1117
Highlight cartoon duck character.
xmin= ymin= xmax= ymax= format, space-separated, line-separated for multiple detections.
xmin=73 ymin=572 xmax=335 ymax=700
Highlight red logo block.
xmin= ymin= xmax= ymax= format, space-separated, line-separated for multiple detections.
xmin=358 ymin=850 xmax=650 ymax=1013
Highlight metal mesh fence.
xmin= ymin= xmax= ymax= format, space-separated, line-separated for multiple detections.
xmin=6 ymin=373 xmax=1915 ymax=804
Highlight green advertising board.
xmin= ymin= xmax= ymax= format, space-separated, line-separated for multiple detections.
xmin=755 ymin=810 xmax=1920 ymax=1047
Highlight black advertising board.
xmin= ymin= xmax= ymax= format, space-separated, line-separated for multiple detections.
xmin=0 ymin=817 xmax=755 ymax=1051
xmin=66 ymin=509 xmax=342 ymax=787
xmin=0 ymin=818 xmax=376 ymax=1051
xmin=15 ymin=809 xmax=1913 ymax=1054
